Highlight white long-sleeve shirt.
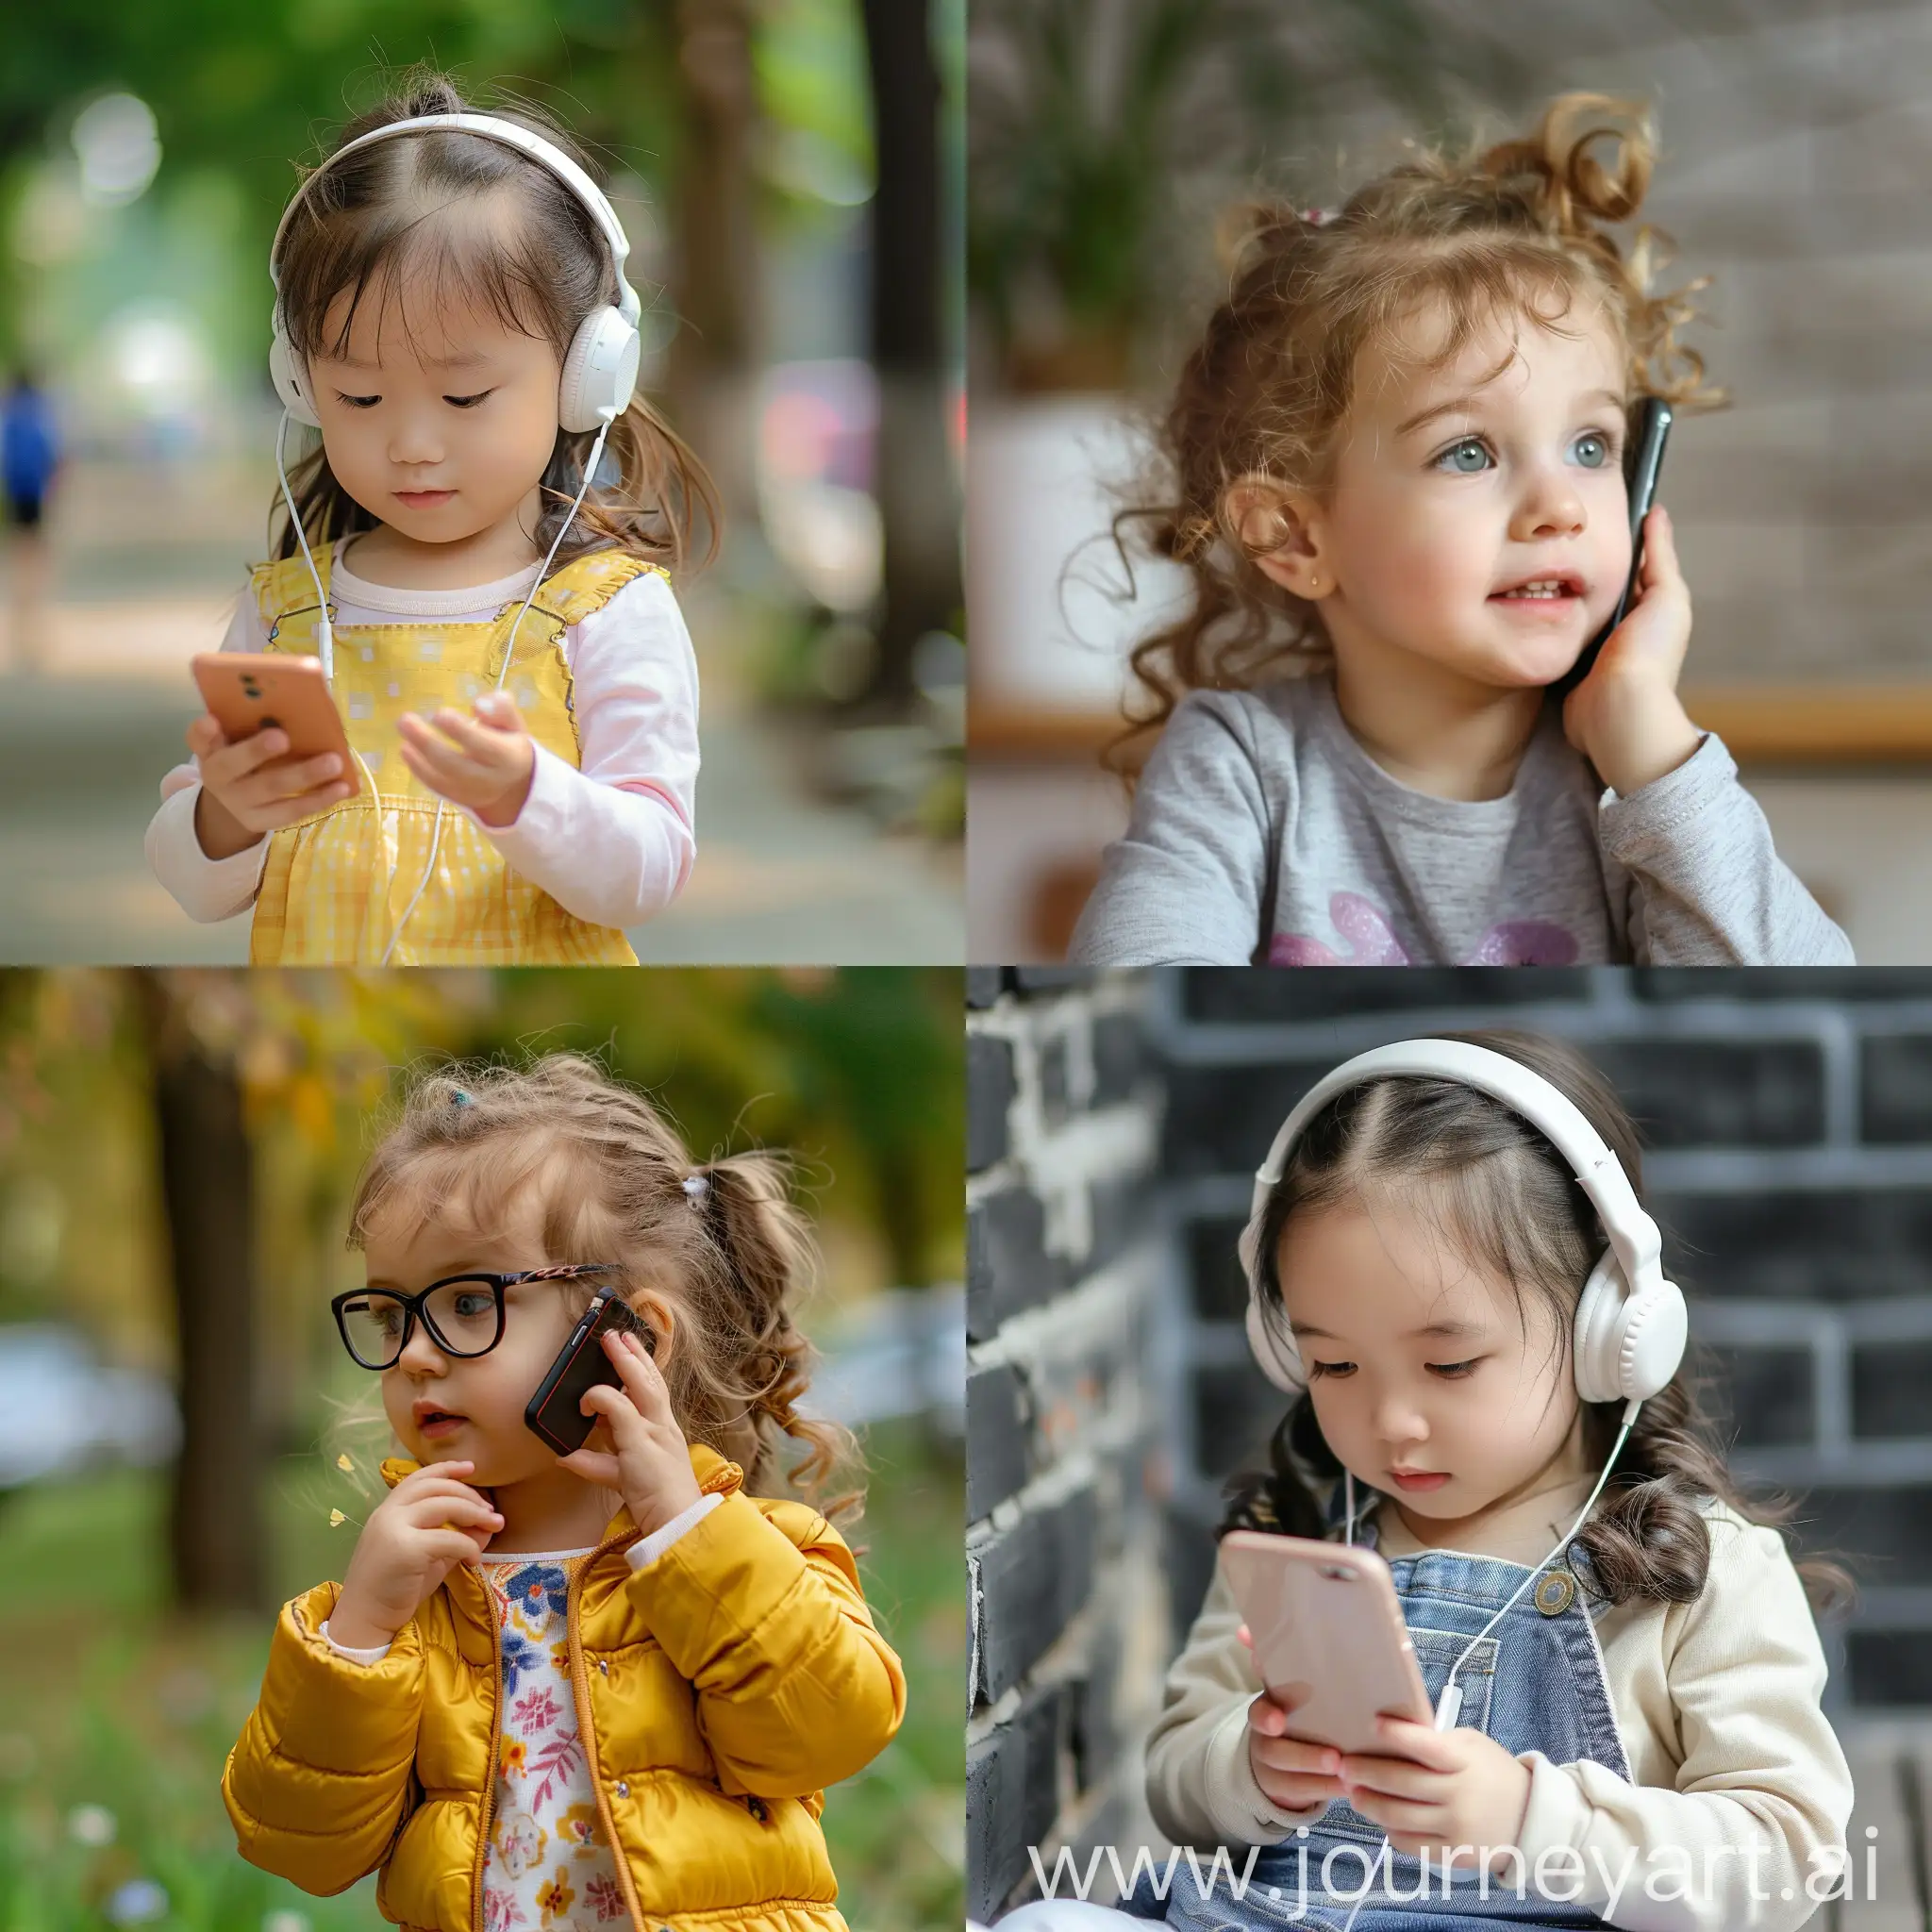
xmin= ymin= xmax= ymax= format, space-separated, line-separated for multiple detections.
xmin=1144 ymin=1486 xmax=1854 ymax=1932
xmin=144 ymin=541 xmax=700 ymax=932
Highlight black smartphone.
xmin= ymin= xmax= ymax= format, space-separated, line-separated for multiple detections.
xmin=525 ymin=1291 xmax=656 ymax=1457
xmin=1553 ymin=394 xmax=1674 ymax=697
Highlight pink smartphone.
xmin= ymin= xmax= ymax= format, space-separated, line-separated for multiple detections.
xmin=192 ymin=652 xmax=358 ymax=794
xmin=1219 ymin=1530 xmax=1433 ymax=1756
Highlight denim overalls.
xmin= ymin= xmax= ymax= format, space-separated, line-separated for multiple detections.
xmin=1116 ymin=1483 xmax=1631 ymax=1931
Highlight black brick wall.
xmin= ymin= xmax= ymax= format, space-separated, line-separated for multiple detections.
xmin=965 ymin=970 xmax=1166 ymax=1923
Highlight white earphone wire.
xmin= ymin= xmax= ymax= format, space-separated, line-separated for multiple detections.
xmin=1334 ymin=1391 xmax=1643 ymax=1932
xmin=375 ymin=410 xmax=616 ymax=966
xmin=275 ymin=408 xmax=334 ymax=682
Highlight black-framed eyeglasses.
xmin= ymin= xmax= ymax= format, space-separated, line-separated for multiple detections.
xmin=331 ymin=1264 xmax=619 ymax=1370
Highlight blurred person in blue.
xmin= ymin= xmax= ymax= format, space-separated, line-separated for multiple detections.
xmin=1 ymin=365 xmax=61 ymax=675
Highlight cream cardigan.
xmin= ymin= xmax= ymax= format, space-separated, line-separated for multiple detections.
xmin=1141 ymin=1482 xmax=1854 ymax=1932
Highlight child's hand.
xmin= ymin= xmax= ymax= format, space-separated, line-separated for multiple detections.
xmin=1246 ymin=1684 xmax=1351 ymax=1813
xmin=186 ymin=713 xmax=353 ymax=859
xmin=1337 ymin=1711 xmax=1532 ymax=1873
xmin=555 ymin=1328 xmax=704 ymax=1539
xmin=329 ymin=1459 xmax=505 ymax=1648
xmin=1561 ymin=505 xmax=1703 ymax=798
xmin=396 ymin=691 xmax=536 ymax=827
xmin=1237 ymin=1622 xmax=1348 ymax=1811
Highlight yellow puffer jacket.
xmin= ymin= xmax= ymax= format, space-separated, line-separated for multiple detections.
xmin=223 ymin=1442 xmax=907 ymax=1931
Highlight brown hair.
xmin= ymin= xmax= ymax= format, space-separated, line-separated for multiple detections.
xmin=1109 ymin=92 xmax=1723 ymax=774
xmin=338 ymin=1051 xmax=859 ymax=1521
xmin=270 ymin=68 xmax=718 ymax=575
xmin=1225 ymin=1029 xmax=1854 ymax=1619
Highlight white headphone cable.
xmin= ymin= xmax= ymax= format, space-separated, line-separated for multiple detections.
xmin=1335 ymin=1393 xmax=1642 ymax=1932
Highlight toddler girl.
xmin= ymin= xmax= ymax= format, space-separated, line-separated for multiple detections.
xmin=1070 ymin=95 xmax=1852 ymax=967
xmin=223 ymin=1053 xmax=906 ymax=1931
xmin=998 ymin=1029 xmax=1853 ymax=1930
xmin=147 ymin=74 xmax=716 ymax=964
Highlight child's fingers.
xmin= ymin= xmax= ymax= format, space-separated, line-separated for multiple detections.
xmin=198 ymin=726 xmax=291 ymax=782
xmin=1342 ymin=1788 xmax=1445 ymax=1834
xmin=1251 ymin=1729 xmax=1342 ymax=1781
xmin=396 ymin=715 xmax=483 ymax=773
xmin=1637 ymin=505 xmax=1685 ymax=599
xmin=186 ymin=713 xmax=233 ymax=758
xmin=604 ymin=1327 xmax=673 ymax=1419
xmin=435 ymin=704 xmax=525 ymax=754
xmin=402 ymin=1492 xmax=502 ymax=1529
xmin=234 ymin=751 xmax=343 ymax=800
xmin=1375 ymin=1713 xmax=1461 ymax=1768
xmin=1338 ymin=1750 xmax=1444 ymax=1800
xmin=428 ymin=1527 xmax=493 ymax=1567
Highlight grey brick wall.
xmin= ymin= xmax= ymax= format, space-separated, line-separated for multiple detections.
xmin=966 ymin=969 xmax=1168 ymax=1924
xmin=1158 ymin=966 xmax=1932 ymax=1720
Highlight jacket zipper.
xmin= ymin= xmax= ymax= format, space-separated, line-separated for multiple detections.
xmin=468 ymin=1571 xmax=504 ymax=1932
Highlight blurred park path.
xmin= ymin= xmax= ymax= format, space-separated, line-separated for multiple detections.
xmin=0 ymin=450 xmax=962 ymax=964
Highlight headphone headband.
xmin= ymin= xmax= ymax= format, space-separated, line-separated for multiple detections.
xmin=269 ymin=112 xmax=641 ymax=329
xmin=1239 ymin=1039 xmax=1663 ymax=1300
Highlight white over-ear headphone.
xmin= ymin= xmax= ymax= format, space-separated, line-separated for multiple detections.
xmin=1237 ymin=1038 xmax=1688 ymax=1410
xmin=268 ymin=111 xmax=641 ymax=434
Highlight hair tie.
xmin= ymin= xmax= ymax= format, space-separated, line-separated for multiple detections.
xmin=682 ymin=1172 xmax=708 ymax=1201
xmin=450 ymin=1089 xmax=474 ymax=1108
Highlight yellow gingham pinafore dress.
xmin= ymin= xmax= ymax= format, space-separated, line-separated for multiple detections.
xmin=246 ymin=539 xmax=667 ymax=964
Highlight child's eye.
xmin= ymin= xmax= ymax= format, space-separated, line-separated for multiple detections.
xmin=335 ymin=392 xmax=381 ymax=409
xmin=1571 ymin=431 xmax=1616 ymax=469
xmin=1428 ymin=1358 xmax=1481 ymax=1380
xmin=1307 ymin=1360 xmax=1355 ymax=1379
xmin=1433 ymin=436 xmax=1492 ymax=475
xmin=444 ymin=391 xmax=494 ymax=409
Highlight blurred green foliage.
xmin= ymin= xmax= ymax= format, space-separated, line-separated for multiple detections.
xmin=0 ymin=970 xmax=964 ymax=1439
xmin=0 ymin=0 xmax=874 ymax=368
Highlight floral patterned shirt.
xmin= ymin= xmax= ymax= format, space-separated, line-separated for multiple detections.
xmin=321 ymin=1491 xmax=723 ymax=1930
xmin=474 ymin=1548 xmax=622 ymax=1929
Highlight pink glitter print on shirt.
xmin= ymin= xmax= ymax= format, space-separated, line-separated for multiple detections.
xmin=1269 ymin=893 xmax=1579 ymax=966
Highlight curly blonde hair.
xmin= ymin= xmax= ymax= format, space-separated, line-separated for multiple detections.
xmin=324 ymin=1051 xmax=861 ymax=1523
xmin=1110 ymin=92 xmax=1724 ymax=774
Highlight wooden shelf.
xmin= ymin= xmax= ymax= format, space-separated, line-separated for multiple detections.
xmin=968 ymin=689 xmax=1932 ymax=768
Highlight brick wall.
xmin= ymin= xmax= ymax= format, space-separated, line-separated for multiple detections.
xmin=965 ymin=968 xmax=1169 ymax=1924
xmin=968 ymin=964 xmax=1932 ymax=1920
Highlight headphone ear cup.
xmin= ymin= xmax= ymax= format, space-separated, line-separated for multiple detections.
xmin=1574 ymin=1251 xmax=1690 ymax=1406
xmin=269 ymin=325 xmax=321 ymax=430
xmin=1245 ymin=1294 xmax=1307 ymax=1395
xmin=558 ymin=306 xmax=641 ymax=434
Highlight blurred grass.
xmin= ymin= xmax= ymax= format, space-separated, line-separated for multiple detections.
xmin=0 ymin=1413 xmax=963 ymax=1930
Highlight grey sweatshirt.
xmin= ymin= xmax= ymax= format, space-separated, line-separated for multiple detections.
xmin=1069 ymin=675 xmax=1853 ymax=966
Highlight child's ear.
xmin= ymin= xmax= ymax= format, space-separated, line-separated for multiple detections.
xmin=628 ymin=1290 xmax=676 ymax=1364
xmin=1223 ymin=475 xmax=1332 ymax=601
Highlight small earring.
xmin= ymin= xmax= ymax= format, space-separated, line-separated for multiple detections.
xmin=1307 ymin=574 xmax=1323 ymax=594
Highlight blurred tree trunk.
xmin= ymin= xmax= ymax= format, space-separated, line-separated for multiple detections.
xmin=134 ymin=972 xmax=265 ymax=1615
xmin=664 ymin=0 xmax=762 ymax=534
xmin=857 ymin=0 xmax=960 ymax=713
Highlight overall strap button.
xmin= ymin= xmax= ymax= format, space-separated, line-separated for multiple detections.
xmin=1534 ymin=1568 xmax=1577 ymax=1616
